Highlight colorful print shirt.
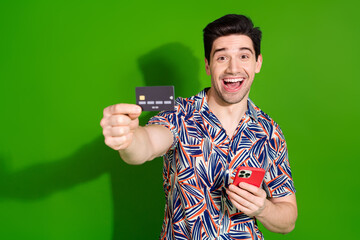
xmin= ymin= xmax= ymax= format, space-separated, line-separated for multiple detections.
xmin=148 ymin=89 xmax=295 ymax=240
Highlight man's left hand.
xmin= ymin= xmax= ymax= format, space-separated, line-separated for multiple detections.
xmin=226 ymin=182 xmax=268 ymax=217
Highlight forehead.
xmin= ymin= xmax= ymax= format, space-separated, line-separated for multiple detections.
xmin=211 ymin=34 xmax=254 ymax=54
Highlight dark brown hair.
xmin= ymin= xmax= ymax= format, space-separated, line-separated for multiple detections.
xmin=203 ymin=14 xmax=262 ymax=62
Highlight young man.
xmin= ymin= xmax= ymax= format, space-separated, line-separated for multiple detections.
xmin=101 ymin=14 xmax=297 ymax=240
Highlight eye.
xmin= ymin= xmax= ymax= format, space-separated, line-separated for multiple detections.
xmin=240 ymin=54 xmax=250 ymax=60
xmin=217 ymin=56 xmax=227 ymax=61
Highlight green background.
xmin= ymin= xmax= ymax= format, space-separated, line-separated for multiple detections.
xmin=0 ymin=0 xmax=359 ymax=239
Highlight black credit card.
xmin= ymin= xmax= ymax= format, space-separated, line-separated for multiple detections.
xmin=135 ymin=86 xmax=175 ymax=111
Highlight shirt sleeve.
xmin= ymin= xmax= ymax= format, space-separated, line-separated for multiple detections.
xmin=147 ymin=106 xmax=180 ymax=152
xmin=263 ymin=125 xmax=296 ymax=198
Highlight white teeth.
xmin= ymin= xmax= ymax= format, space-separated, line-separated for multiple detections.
xmin=223 ymin=78 xmax=244 ymax=82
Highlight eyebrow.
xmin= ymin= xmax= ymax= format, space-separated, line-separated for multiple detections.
xmin=212 ymin=47 xmax=254 ymax=57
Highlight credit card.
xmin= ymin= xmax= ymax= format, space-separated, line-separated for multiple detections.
xmin=135 ymin=86 xmax=175 ymax=111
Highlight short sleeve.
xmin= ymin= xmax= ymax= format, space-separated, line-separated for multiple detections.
xmin=263 ymin=125 xmax=296 ymax=198
xmin=147 ymin=106 xmax=180 ymax=151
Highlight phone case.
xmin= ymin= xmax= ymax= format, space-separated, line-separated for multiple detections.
xmin=233 ymin=167 xmax=266 ymax=188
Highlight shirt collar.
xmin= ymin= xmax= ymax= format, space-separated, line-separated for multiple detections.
xmin=195 ymin=88 xmax=258 ymax=123
xmin=247 ymin=98 xmax=259 ymax=123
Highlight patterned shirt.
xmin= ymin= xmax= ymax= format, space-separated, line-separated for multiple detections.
xmin=148 ymin=89 xmax=295 ymax=240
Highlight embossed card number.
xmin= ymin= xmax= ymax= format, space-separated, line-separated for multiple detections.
xmin=135 ymin=86 xmax=175 ymax=111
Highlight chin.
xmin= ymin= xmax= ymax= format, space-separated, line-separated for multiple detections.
xmin=220 ymin=95 xmax=247 ymax=105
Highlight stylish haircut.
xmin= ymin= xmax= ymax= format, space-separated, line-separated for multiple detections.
xmin=203 ymin=14 xmax=262 ymax=63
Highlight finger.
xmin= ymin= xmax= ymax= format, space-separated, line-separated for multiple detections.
xmin=103 ymin=104 xmax=142 ymax=117
xmin=238 ymin=182 xmax=258 ymax=193
xmin=227 ymin=194 xmax=252 ymax=213
xmin=103 ymin=126 xmax=130 ymax=137
xmin=227 ymin=188 xmax=249 ymax=206
xmin=228 ymin=184 xmax=257 ymax=205
xmin=100 ymin=117 xmax=108 ymax=128
xmin=104 ymin=134 xmax=133 ymax=150
xmin=238 ymin=182 xmax=266 ymax=198
xmin=108 ymin=115 xmax=132 ymax=126
xmin=228 ymin=184 xmax=246 ymax=194
xmin=128 ymin=111 xmax=142 ymax=120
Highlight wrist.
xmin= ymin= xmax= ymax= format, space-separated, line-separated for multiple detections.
xmin=256 ymin=198 xmax=272 ymax=219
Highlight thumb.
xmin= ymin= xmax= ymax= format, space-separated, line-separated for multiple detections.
xmin=128 ymin=105 xmax=142 ymax=119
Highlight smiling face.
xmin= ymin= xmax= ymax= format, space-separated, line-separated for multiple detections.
xmin=205 ymin=34 xmax=262 ymax=106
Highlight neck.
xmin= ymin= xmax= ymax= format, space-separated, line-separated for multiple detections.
xmin=206 ymin=88 xmax=248 ymax=118
xmin=206 ymin=88 xmax=249 ymax=138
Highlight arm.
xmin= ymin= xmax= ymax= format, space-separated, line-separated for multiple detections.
xmin=100 ymin=103 xmax=173 ymax=165
xmin=226 ymin=182 xmax=297 ymax=234
xmin=256 ymin=193 xmax=297 ymax=233
xmin=119 ymin=124 xmax=173 ymax=164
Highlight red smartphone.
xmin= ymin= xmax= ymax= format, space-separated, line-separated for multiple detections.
xmin=233 ymin=167 xmax=266 ymax=188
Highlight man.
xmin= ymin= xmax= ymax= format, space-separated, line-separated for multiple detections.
xmin=101 ymin=14 xmax=297 ymax=240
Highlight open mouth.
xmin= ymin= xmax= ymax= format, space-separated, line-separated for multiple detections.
xmin=222 ymin=77 xmax=245 ymax=92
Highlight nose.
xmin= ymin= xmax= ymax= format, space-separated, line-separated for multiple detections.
xmin=226 ymin=57 xmax=242 ymax=74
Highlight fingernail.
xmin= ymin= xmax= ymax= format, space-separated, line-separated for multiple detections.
xmin=134 ymin=106 xmax=141 ymax=112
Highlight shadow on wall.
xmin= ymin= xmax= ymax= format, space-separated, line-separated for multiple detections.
xmin=138 ymin=42 xmax=200 ymax=98
xmin=0 ymin=43 xmax=200 ymax=239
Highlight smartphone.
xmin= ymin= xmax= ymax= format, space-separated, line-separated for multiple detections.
xmin=233 ymin=167 xmax=266 ymax=188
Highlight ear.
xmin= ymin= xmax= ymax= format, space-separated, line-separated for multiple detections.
xmin=255 ymin=54 xmax=263 ymax=73
xmin=205 ymin=58 xmax=211 ymax=75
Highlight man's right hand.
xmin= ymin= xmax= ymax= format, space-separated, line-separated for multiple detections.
xmin=100 ymin=104 xmax=142 ymax=150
